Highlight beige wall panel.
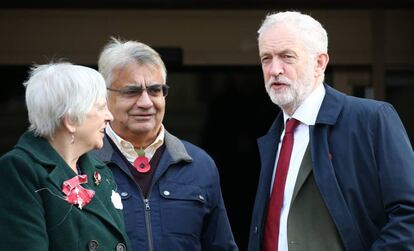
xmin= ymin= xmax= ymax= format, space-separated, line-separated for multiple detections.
xmin=315 ymin=10 xmax=373 ymax=65
xmin=0 ymin=10 xmax=266 ymax=65
xmin=0 ymin=9 xmax=412 ymax=66
xmin=385 ymin=10 xmax=414 ymax=66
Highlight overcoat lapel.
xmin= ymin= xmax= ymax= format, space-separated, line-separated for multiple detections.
xmin=47 ymin=162 xmax=75 ymax=192
xmin=15 ymin=131 xmax=128 ymax=243
xmin=46 ymin=154 xmax=125 ymax=236
xmin=311 ymin=84 xmax=366 ymax=250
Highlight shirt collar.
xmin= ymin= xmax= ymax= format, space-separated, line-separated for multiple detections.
xmin=283 ymin=83 xmax=326 ymax=126
xmin=105 ymin=124 xmax=165 ymax=162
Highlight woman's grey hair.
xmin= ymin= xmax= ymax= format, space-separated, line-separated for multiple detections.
xmin=23 ymin=62 xmax=107 ymax=139
xmin=257 ymin=11 xmax=328 ymax=55
xmin=98 ymin=37 xmax=167 ymax=87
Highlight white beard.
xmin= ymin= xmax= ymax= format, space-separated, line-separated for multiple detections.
xmin=265 ymin=64 xmax=316 ymax=114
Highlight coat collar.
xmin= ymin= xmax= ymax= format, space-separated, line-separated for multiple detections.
xmin=15 ymin=131 xmax=124 ymax=236
xmin=256 ymin=84 xmax=346 ymax=201
xmin=15 ymin=131 xmax=105 ymax=181
xmin=15 ymin=131 xmax=68 ymax=168
xmin=164 ymin=130 xmax=192 ymax=163
xmin=257 ymin=85 xmax=364 ymax=250
xmin=92 ymin=129 xmax=193 ymax=182
xmin=314 ymin=84 xmax=346 ymax=125
xmin=21 ymin=134 xmax=77 ymax=197
xmin=15 ymin=131 xmax=106 ymax=170
xmin=95 ymin=129 xmax=192 ymax=165
xmin=260 ymin=83 xmax=346 ymax=138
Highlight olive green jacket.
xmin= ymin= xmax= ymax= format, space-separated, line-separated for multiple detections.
xmin=0 ymin=131 xmax=131 ymax=251
xmin=287 ymin=148 xmax=343 ymax=251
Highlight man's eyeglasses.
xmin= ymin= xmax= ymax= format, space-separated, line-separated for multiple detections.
xmin=107 ymin=84 xmax=169 ymax=98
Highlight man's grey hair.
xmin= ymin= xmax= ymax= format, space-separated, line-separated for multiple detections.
xmin=98 ymin=37 xmax=167 ymax=87
xmin=258 ymin=11 xmax=328 ymax=55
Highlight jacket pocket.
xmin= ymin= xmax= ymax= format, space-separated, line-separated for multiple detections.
xmin=159 ymin=181 xmax=208 ymax=239
xmin=117 ymin=188 xmax=142 ymax=238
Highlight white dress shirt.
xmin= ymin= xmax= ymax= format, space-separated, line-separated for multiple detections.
xmin=270 ymin=83 xmax=326 ymax=251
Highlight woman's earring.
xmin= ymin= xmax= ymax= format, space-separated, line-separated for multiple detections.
xmin=71 ymin=134 xmax=75 ymax=144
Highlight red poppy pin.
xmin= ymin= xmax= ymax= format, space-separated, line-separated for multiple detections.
xmin=62 ymin=175 xmax=95 ymax=209
xmin=133 ymin=148 xmax=151 ymax=173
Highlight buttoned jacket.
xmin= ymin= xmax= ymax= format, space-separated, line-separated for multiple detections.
xmin=0 ymin=131 xmax=131 ymax=251
xmin=92 ymin=130 xmax=238 ymax=251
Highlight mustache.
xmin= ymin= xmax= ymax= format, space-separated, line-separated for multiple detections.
xmin=266 ymin=76 xmax=292 ymax=87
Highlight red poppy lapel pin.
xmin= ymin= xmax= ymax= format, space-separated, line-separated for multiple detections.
xmin=62 ymin=175 xmax=95 ymax=209
xmin=133 ymin=147 xmax=151 ymax=173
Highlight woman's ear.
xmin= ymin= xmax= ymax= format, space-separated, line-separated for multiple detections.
xmin=315 ymin=53 xmax=329 ymax=78
xmin=63 ymin=114 xmax=77 ymax=134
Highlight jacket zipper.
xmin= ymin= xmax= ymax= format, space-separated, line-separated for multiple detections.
xmin=143 ymin=198 xmax=154 ymax=251
xmin=118 ymin=164 xmax=155 ymax=251
xmin=133 ymin=183 xmax=155 ymax=251
xmin=118 ymin=157 xmax=172 ymax=251
xmin=142 ymin=162 xmax=172 ymax=251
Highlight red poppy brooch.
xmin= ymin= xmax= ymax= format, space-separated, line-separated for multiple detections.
xmin=133 ymin=148 xmax=151 ymax=173
xmin=62 ymin=175 xmax=95 ymax=209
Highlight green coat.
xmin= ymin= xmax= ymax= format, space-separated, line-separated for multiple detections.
xmin=0 ymin=131 xmax=131 ymax=251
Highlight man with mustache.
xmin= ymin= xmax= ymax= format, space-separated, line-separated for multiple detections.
xmin=92 ymin=38 xmax=238 ymax=251
xmin=248 ymin=11 xmax=414 ymax=251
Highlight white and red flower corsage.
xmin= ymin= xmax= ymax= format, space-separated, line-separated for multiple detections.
xmin=62 ymin=175 xmax=95 ymax=209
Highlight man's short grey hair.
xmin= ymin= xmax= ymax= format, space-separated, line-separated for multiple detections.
xmin=23 ymin=62 xmax=107 ymax=139
xmin=257 ymin=11 xmax=328 ymax=55
xmin=98 ymin=37 xmax=167 ymax=87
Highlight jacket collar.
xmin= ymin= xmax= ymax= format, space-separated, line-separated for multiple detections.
xmin=15 ymin=131 xmax=124 ymax=235
xmin=15 ymin=132 xmax=77 ymax=192
xmin=256 ymin=84 xmax=346 ymax=197
xmin=16 ymin=131 xmax=106 ymax=169
xmin=96 ymin=129 xmax=192 ymax=165
xmin=263 ymin=84 xmax=346 ymax=134
xmin=15 ymin=131 xmax=67 ymax=168
xmin=15 ymin=131 xmax=106 ymax=193
xmin=314 ymin=84 xmax=346 ymax=125
xmin=164 ymin=130 xmax=192 ymax=163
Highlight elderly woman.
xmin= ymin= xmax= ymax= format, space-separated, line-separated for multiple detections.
xmin=0 ymin=62 xmax=131 ymax=251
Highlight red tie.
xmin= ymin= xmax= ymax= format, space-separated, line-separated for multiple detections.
xmin=263 ymin=118 xmax=300 ymax=251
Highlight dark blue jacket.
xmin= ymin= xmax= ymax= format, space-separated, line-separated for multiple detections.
xmin=92 ymin=131 xmax=238 ymax=251
xmin=248 ymin=85 xmax=414 ymax=251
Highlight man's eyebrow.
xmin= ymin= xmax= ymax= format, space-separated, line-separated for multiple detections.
xmin=124 ymin=83 xmax=142 ymax=87
xmin=122 ymin=85 xmax=141 ymax=89
xmin=279 ymin=49 xmax=298 ymax=56
xmin=259 ymin=51 xmax=271 ymax=58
